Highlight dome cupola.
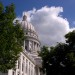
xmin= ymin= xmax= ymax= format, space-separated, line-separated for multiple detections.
xmin=23 ymin=14 xmax=27 ymax=21
xmin=21 ymin=13 xmax=36 ymax=33
xmin=16 ymin=12 xmax=40 ymax=55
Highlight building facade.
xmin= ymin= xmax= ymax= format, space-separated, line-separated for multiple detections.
xmin=1 ymin=13 xmax=44 ymax=75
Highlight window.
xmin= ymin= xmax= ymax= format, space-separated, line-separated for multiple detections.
xmin=18 ymin=60 xmax=20 ymax=69
xmin=18 ymin=72 xmax=20 ymax=75
xmin=13 ymin=71 xmax=15 ymax=75
xmin=29 ymin=62 xmax=30 ymax=75
xmin=26 ymin=59 xmax=28 ymax=73
xmin=23 ymin=56 xmax=25 ymax=60
xmin=22 ymin=56 xmax=25 ymax=71
xmin=22 ymin=63 xmax=24 ymax=71
xmin=25 ymin=46 xmax=27 ymax=50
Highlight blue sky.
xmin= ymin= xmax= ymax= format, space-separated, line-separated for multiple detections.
xmin=1 ymin=0 xmax=75 ymax=46
xmin=1 ymin=0 xmax=75 ymax=28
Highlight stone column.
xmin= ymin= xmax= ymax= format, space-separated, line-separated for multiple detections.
xmin=32 ymin=41 xmax=34 ymax=52
xmin=35 ymin=42 xmax=38 ymax=52
xmin=33 ymin=65 xmax=35 ymax=75
xmin=28 ymin=61 xmax=29 ymax=75
xmin=24 ymin=40 xmax=25 ymax=50
xmin=20 ymin=53 xmax=22 ymax=75
xmin=24 ymin=57 xmax=26 ymax=75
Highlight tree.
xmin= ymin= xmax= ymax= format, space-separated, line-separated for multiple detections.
xmin=0 ymin=2 xmax=24 ymax=72
xmin=39 ymin=30 xmax=75 ymax=75
xmin=65 ymin=30 xmax=75 ymax=49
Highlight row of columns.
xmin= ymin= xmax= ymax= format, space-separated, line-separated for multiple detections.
xmin=24 ymin=40 xmax=40 ymax=53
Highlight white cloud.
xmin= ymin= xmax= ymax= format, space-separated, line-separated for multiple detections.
xmin=16 ymin=6 xmax=75 ymax=46
xmin=26 ymin=6 xmax=72 ymax=46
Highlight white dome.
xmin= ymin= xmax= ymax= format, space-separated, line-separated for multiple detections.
xmin=21 ymin=15 xmax=36 ymax=32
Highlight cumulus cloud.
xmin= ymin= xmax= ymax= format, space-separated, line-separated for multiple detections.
xmin=26 ymin=6 xmax=72 ymax=46
xmin=16 ymin=6 xmax=75 ymax=46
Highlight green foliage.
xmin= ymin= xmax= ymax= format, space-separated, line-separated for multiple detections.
xmin=40 ymin=30 xmax=75 ymax=75
xmin=65 ymin=30 xmax=75 ymax=45
xmin=0 ymin=2 xmax=24 ymax=72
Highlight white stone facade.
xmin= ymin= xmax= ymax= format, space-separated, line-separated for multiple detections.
xmin=8 ymin=52 xmax=40 ymax=75
xmin=1 ymin=13 xmax=44 ymax=75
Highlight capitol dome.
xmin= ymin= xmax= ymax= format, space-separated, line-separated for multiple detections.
xmin=7 ymin=12 xmax=43 ymax=75
xmin=20 ymin=13 xmax=40 ymax=41
xmin=21 ymin=15 xmax=36 ymax=33
xmin=14 ymin=13 xmax=41 ymax=53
